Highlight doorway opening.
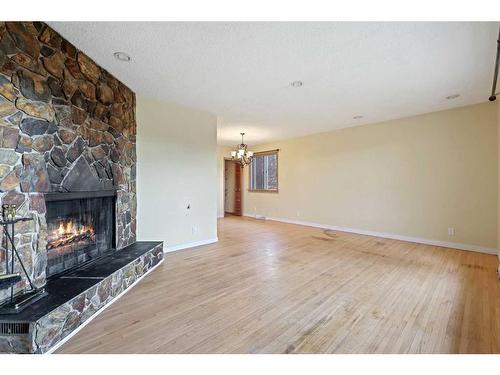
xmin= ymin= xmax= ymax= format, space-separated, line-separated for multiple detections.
xmin=224 ymin=159 xmax=242 ymax=216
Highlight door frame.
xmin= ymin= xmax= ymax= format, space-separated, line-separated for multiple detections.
xmin=223 ymin=158 xmax=243 ymax=216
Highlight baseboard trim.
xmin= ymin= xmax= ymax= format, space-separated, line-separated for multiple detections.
xmin=164 ymin=237 xmax=219 ymax=253
xmin=45 ymin=257 xmax=165 ymax=354
xmin=242 ymin=213 xmax=497 ymax=255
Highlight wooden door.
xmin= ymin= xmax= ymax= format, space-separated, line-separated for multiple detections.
xmin=234 ymin=163 xmax=242 ymax=216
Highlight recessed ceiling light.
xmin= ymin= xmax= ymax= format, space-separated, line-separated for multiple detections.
xmin=291 ymin=81 xmax=303 ymax=88
xmin=353 ymin=115 xmax=363 ymax=120
xmin=113 ymin=52 xmax=131 ymax=62
xmin=445 ymin=94 xmax=460 ymax=100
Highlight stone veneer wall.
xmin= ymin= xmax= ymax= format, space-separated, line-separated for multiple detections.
xmin=0 ymin=22 xmax=137 ymax=305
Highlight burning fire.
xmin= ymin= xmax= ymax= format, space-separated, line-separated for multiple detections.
xmin=47 ymin=220 xmax=95 ymax=249
xmin=56 ymin=221 xmax=93 ymax=237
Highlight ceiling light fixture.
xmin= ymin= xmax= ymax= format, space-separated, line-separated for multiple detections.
xmin=445 ymin=94 xmax=460 ymax=100
xmin=113 ymin=52 xmax=131 ymax=62
xmin=231 ymin=133 xmax=254 ymax=167
xmin=353 ymin=115 xmax=363 ymax=120
xmin=291 ymin=81 xmax=303 ymax=88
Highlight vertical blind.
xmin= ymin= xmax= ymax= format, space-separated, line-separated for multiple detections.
xmin=249 ymin=151 xmax=278 ymax=191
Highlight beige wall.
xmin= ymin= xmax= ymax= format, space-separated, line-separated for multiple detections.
xmin=243 ymin=102 xmax=498 ymax=252
xmin=137 ymin=96 xmax=218 ymax=249
xmin=217 ymin=145 xmax=232 ymax=217
xmin=497 ymin=98 xmax=500 ymax=273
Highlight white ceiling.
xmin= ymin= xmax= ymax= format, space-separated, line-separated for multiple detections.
xmin=50 ymin=22 xmax=499 ymax=146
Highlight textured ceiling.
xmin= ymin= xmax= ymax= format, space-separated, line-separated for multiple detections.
xmin=50 ymin=22 xmax=499 ymax=146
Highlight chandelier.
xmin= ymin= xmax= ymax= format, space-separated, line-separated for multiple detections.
xmin=231 ymin=133 xmax=254 ymax=167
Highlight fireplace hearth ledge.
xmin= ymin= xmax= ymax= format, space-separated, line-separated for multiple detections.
xmin=45 ymin=257 xmax=164 ymax=355
xmin=0 ymin=241 xmax=163 ymax=354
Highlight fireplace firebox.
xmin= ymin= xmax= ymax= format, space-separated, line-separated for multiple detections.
xmin=44 ymin=191 xmax=116 ymax=277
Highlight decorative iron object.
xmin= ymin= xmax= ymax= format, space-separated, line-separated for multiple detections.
xmin=2 ymin=204 xmax=17 ymax=222
xmin=489 ymin=26 xmax=500 ymax=102
xmin=231 ymin=133 xmax=254 ymax=167
xmin=0 ymin=217 xmax=46 ymax=314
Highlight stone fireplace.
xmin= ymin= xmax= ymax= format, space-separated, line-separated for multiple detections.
xmin=0 ymin=20 xmax=137 ymax=304
xmin=0 ymin=22 xmax=163 ymax=353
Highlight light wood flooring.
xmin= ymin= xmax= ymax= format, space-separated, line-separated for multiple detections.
xmin=57 ymin=216 xmax=500 ymax=353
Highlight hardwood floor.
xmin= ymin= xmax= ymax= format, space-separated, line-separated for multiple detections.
xmin=57 ymin=216 xmax=500 ymax=353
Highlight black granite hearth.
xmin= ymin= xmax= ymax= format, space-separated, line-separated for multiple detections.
xmin=0 ymin=241 xmax=163 ymax=354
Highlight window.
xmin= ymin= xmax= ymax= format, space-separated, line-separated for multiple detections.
xmin=249 ymin=151 xmax=278 ymax=192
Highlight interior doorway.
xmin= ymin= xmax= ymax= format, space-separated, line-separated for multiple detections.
xmin=224 ymin=159 xmax=242 ymax=216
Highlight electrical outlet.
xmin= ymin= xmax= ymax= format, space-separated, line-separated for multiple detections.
xmin=191 ymin=225 xmax=197 ymax=235
xmin=297 ymin=210 xmax=300 ymax=217
xmin=448 ymin=227 xmax=455 ymax=236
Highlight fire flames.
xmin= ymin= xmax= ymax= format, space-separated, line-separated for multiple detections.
xmin=47 ymin=220 xmax=95 ymax=249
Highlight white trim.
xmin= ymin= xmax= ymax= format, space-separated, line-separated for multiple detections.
xmin=242 ymin=213 xmax=497 ymax=255
xmin=164 ymin=237 xmax=218 ymax=253
xmin=45 ymin=258 xmax=164 ymax=354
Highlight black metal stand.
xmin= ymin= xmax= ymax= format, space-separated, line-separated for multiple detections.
xmin=0 ymin=217 xmax=46 ymax=314
xmin=489 ymin=26 xmax=500 ymax=102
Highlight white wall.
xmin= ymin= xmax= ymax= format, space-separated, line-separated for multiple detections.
xmin=243 ymin=102 xmax=498 ymax=253
xmin=137 ymin=96 xmax=218 ymax=250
